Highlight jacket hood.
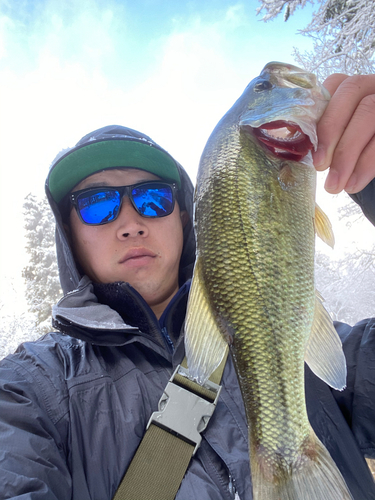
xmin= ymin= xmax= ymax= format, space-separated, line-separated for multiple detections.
xmin=45 ymin=125 xmax=196 ymax=296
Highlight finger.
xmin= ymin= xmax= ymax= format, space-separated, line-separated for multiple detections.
xmin=321 ymin=73 xmax=350 ymax=96
xmin=343 ymin=133 xmax=375 ymax=194
xmin=313 ymin=75 xmax=375 ymax=173
xmin=324 ymin=91 xmax=375 ymax=193
xmin=312 ymin=74 xmax=350 ymax=170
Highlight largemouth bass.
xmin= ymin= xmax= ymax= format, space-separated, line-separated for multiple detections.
xmin=185 ymin=62 xmax=352 ymax=500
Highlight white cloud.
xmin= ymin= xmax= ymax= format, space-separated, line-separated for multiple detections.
xmin=0 ymin=0 xmax=321 ymax=311
xmin=225 ymin=3 xmax=247 ymax=26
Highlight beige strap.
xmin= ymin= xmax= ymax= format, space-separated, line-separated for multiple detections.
xmin=113 ymin=424 xmax=194 ymax=500
xmin=113 ymin=350 xmax=228 ymax=500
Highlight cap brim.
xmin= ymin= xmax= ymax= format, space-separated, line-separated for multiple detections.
xmin=48 ymin=139 xmax=181 ymax=203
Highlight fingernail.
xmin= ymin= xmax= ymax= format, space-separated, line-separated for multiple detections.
xmin=324 ymin=171 xmax=339 ymax=192
xmin=345 ymin=174 xmax=357 ymax=193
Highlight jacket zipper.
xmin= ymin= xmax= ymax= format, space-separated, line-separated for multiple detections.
xmin=160 ymin=326 xmax=174 ymax=353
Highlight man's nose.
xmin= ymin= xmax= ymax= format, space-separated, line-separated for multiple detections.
xmin=115 ymin=196 xmax=149 ymax=239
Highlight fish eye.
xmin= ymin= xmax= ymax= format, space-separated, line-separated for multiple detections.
xmin=254 ymin=80 xmax=273 ymax=92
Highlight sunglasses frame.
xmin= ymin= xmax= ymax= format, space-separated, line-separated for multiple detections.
xmin=70 ymin=180 xmax=178 ymax=226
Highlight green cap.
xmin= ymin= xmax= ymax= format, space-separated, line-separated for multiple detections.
xmin=47 ymin=126 xmax=181 ymax=204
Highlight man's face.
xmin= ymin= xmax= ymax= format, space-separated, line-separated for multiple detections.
xmin=69 ymin=168 xmax=187 ymax=318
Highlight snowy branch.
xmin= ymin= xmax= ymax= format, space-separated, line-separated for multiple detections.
xmin=257 ymin=0 xmax=375 ymax=77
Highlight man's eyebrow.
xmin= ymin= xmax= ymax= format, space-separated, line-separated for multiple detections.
xmin=80 ymin=181 xmax=113 ymax=189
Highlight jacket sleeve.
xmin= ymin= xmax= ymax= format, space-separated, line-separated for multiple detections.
xmin=349 ymin=179 xmax=375 ymax=227
xmin=0 ymin=355 xmax=72 ymax=500
xmin=336 ymin=179 xmax=375 ymax=457
xmin=333 ymin=318 xmax=375 ymax=460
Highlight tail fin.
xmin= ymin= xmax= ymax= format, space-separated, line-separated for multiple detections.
xmin=251 ymin=427 xmax=353 ymax=500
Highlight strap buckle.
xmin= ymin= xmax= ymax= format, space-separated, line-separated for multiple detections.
xmin=147 ymin=365 xmax=222 ymax=455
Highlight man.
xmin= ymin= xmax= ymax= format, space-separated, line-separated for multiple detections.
xmin=1 ymin=74 xmax=375 ymax=500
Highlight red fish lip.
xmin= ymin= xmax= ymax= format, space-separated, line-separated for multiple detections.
xmin=252 ymin=120 xmax=313 ymax=161
xmin=119 ymin=248 xmax=156 ymax=264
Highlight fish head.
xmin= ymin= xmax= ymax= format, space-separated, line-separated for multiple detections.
xmin=239 ymin=62 xmax=330 ymax=163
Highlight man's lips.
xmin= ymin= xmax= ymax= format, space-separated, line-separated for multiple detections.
xmin=119 ymin=248 xmax=157 ymax=264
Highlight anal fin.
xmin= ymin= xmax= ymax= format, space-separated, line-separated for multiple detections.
xmin=304 ymin=290 xmax=347 ymax=390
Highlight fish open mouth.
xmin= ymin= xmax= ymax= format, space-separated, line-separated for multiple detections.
xmin=252 ymin=120 xmax=313 ymax=161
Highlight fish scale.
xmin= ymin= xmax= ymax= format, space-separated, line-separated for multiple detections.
xmin=185 ymin=62 xmax=352 ymax=499
xmin=197 ymin=138 xmax=314 ymax=457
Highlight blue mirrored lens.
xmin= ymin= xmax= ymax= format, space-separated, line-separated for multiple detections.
xmin=78 ymin=190 xmax=121 ymax=224
xmin=132 ymin=185 xmax=173 ymax=217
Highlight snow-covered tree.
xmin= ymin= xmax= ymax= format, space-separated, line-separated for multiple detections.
xmin=0 ymin=301 xmax=39 ymax=360
xmin=22 ymin=193 xmax=62 ymax=333
xmin=315 ymin=193 xmax=375 ymax=324
xmin=315 ymin=248 xmax=375 ymax=324
xmin=257 ymin=0 xmax=375 ymax=79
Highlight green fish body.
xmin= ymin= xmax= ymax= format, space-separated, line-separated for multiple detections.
xmin=185 ymin=62 xmax=352 ymax=500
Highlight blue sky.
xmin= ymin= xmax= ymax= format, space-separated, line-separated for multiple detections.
xmin=5 ymin=0 xmax=370 ymax=314
xmin=1 ymin=1 xmax=314 ymax=82
xmin=0 ymin=0 xmax=316 ymax=194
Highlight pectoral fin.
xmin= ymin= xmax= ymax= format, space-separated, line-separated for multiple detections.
xmin=314 ymin=203 xmax=335 ymax=248
xmin=304 ymin=291 xmax=346 ymax=390
xmin=184 ymin=257 xmax=228 ymax=385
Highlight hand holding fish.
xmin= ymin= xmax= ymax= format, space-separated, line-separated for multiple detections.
xmin=313 ymin=73 xmax=375 ymax=194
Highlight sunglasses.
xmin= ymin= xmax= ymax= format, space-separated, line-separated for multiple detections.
xmin=70 ymin=181 xmax=178 ymax=225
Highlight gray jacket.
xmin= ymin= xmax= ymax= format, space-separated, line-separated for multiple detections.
xmin=1 ymin=131 xmax=375 ymax=499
